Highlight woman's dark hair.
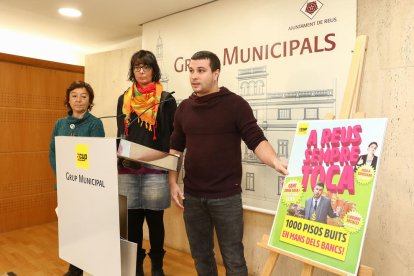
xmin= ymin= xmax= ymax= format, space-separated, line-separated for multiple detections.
xmin=128 ymin=50 xmax=161 ymax=82
xmin=368 ymin=142 xmax=378 ymax=148
xmin=64 ymin=80 xmax=95 ymax=111
xmin=191 ymin=50 xmax=221 ymax=72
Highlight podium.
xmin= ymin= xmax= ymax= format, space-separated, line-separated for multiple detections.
xmin=55 ymin=137 xmax=180 ymax=276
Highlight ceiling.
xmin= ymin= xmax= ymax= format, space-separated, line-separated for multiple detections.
xmin=0 ymin=0 xmax=216 ymax=53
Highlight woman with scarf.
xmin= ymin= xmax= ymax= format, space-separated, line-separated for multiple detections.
xmin=49 ymin=80 xmax=105 ymax=276
xmin=354 ymin=141 xmax=379 ymax=172
xmin=116 ymin=50 xmax=176 ymax=276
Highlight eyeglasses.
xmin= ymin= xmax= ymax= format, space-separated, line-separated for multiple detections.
xmin=134 ymin=64 xmax=151 ymax=72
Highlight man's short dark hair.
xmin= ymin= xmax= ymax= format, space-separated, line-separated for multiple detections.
xmin=191 ymin=51 xmax=221 ymax=72
xmin=316 ymin=182 xmax=325 ymax=189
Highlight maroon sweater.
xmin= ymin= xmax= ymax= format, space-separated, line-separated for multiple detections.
xmin=170 ymin=87 xmax=267 ymax=198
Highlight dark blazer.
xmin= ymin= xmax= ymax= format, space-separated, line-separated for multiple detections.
xmin=304 ymin=196 xmax=337 ymax=224
xmin=354 ymin=154 xmax=378 ymax=172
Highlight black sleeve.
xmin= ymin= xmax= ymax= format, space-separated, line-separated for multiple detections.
xmin=163 ymin=94 xmax=177 ymax=134
xmin=116 ymin=94 xmax=125 ymax=138
xmin=159 ymin=93 xmax=177 ymax=151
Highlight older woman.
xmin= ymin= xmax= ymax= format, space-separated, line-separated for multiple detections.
xmin=49 ymin=80 xmax=105 ymax=276
xmin=117 ymin=50 xmax=176 ymax=276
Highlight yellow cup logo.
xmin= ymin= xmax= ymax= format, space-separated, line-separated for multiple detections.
xmin=297 ymin=123 xmax=309 ymax=135
xmin=76 ymin=144 xmax=89 ymax=169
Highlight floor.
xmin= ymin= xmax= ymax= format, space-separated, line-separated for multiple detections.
xmin=0 ymin=221 xmax=225 ymax=275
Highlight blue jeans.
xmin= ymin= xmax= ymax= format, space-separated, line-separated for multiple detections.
xmin=118 ymin=173 xmax=170 ymax=210
xmin=183 ymin=193 xmax=248 ymax=276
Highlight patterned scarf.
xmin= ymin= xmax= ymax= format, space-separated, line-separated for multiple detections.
xmin=122 ymin=81 xmax=163 ymax=140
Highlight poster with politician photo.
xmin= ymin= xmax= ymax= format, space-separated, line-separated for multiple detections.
xmin=268 ymin=118 xmax=387 ymax=275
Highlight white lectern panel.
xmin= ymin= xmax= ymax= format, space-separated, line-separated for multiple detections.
xmin=56 ymin=137 xmax=121 ymax=276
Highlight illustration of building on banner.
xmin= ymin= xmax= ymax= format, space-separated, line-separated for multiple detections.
xmin=155 ymin=34 xmax=170 ymax=90
xmin=268 ymin=118 xmax=387 ymax=275
xmin=237 ymin=66 xmax=337 ymax=210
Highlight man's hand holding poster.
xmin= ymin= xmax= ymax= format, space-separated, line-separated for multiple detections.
xmin=269 ymin=118 xmax=387 ymax=275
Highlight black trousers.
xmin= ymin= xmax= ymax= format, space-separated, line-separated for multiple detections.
xmin=67 ymin=264 xmax=82 ymax=274
xmin=128 ymin=209 xmax=165 ymax=257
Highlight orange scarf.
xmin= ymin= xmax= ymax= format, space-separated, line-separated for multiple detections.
xmin=122 ymin=82 xmax=163 ymax=139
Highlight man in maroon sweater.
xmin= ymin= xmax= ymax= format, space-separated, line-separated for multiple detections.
xmin=169 ymin=51 xmax=288 ymax=276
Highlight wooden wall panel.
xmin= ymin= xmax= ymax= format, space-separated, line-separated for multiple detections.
xmin=0 ymin=108 xmax=64 ymax=152
xmin=0 ymin=53 xmax=84 ymax=233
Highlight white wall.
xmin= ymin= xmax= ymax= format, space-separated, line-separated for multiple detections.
xmin=0 ymin=28 xmax=86 ymax=65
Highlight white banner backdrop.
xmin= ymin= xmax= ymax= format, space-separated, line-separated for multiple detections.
xmin=142 ymin=0 xmax=356 ymax=212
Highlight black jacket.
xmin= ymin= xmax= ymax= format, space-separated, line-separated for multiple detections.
xmin=117 ymin=90 xmax=177 ymax=152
